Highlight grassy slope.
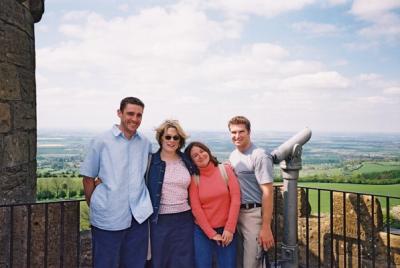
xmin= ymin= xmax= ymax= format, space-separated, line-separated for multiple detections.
xmin=296 ymin=182 xmax=400 ymax=213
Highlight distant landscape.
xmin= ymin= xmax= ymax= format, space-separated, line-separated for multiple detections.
xmin=36 ymin=129 xmax=400 ymax=229
xmin=37 ymin=129 xmax=400 ymax=183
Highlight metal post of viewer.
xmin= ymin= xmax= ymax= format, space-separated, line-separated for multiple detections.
xmin=272 ymin=128 xmax=312 ymax=268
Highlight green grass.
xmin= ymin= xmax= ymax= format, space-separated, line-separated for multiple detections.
xmin=299 ymin=160 xmax=400 ymax=179
xmin=355 ymin=161 xmax=400 ymax=174
xmin=80 ymin=202 xmax=90 ymax=231
xmin=297 ymin=182 xmax=400 ymax=214
xmin=300 ymin=165 xmax=343 ymax=177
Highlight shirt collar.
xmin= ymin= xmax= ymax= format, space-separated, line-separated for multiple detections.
xmin=112 ymin=124 xmax=142 ymax=140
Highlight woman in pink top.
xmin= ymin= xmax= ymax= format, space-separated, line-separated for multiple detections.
xmin=185 ymin=141 xmax=241 ymax=268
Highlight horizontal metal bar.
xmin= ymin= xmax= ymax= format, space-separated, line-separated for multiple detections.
xmin=0 ymin=199 xmax=85 ymax=208
xmin=298 ymin=186 xmax=400 ymax=199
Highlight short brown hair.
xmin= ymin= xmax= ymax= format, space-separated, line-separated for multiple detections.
xmin=155 ymin=119 xmax=188 ymax=150
xmin=120 ymin=97 xmax=144 ymax=111
xmin=184 ymin=141 xmax=219 ymax=167
xmin=228 ymin=116 xmax=251 ymax=131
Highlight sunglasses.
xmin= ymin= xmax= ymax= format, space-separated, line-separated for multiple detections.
xmin=164 ymin=135 xmax=180 ymax=141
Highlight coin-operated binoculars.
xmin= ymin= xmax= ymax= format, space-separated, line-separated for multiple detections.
xmin=271 ymin=128 xmax=312 ymax=268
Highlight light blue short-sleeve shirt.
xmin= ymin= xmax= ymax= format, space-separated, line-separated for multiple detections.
xmin=229 ymin=143 xmax=274 ymax=204
xmin=80 ymin=125 xmax=153 ymax=230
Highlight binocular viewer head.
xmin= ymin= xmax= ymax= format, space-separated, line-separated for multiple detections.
xmin=271 ymin=127 xmax=312 ymax=164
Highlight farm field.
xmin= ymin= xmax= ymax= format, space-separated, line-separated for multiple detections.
xmin=36 ymin=130 xmax=400 ymax=229
xmin=297 ymin=182 xmax=400 ymax=214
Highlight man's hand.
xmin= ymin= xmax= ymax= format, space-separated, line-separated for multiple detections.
xmin=259 ymin=182 xmax=274 ymax=250
xmin=258 ymin=225 xmax=274 ymax=250
xmin=82 ymin=177 xmax=96 ymax=206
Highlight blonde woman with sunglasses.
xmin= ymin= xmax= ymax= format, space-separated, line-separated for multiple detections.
xmin=147 ymin=120 xmax=196 ymax=268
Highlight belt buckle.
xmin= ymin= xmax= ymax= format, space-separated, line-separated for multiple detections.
xmin=246 ymin=203 xmax=250 ymax=209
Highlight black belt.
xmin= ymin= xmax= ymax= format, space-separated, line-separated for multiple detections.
xmin=240 ymin=203 xmax=262 ymax=209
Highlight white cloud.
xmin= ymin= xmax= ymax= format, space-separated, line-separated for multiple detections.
xmin=203 ymin=0 xmax=316 ymax=17
xmin=332 ymin=59 xmax=348 ymax=66
xmin=36 ymin=24 xmax=49 ymax=33
xmin=358 ymin=13 xmax=400 ymax=41
xmin=249 ymin=43 xmax=289 ymax=59
xmin=361 ymin=96 xmax=393 ymax=104
xmin=35 ymin=1 xmax=400 ymax=132
xmin=280 ymin=72 xmax=349 ymax=91
xmin=117 ymin=4 xmax=130 ymax=12
xmin=358 ymin=73 xmax=381 ymax=81
xmin=350 ymin=0 xmax=400 ymax=41
xmin=343 ymin=41 xmax=379 ymax=50
xmin=326 ymin=0 xmax=348 ymax=6
xmin=384 ymin=86 xmax=400 ymax=95
xmin=292 ymin=21 xmax=341 ymax=36
xmin=62 ymin=11 xmax=93 ymax=21
xmin=351 ymin=0 xmax=400 ymax=19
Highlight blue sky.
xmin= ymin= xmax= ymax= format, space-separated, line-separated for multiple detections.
xmin=35 ymin=0 xmax=400 ymax=132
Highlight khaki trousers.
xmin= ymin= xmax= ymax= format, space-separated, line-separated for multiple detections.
xmin=236 ymin=207 xmax=263 ymax=268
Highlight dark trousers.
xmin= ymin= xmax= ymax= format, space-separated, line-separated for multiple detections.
xmin=194 ymin=225 xmax=237 ymax=268
xmin=91 ymin=219 xmax=148 ymax=268
xmin=150 ymin=210 xmax=195 ymax=268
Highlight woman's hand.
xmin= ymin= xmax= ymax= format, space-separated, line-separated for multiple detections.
xmin=221 ymin=230 xmax=233 ymax=247
xmin=212 ymin=234 xmax=223 ymax=246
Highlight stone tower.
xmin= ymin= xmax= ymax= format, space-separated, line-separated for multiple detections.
xmin=0 ymin=0 xmax=45 ymax=204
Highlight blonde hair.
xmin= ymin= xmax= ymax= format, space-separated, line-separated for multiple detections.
xmin=155 ymin=119 xmax=188 ymax=150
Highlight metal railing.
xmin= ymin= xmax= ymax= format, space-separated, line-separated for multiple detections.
xmin=0 ymin=186 xmax=399 ymax=267
xmin=0 ymin=199 xmax=84 ymax=267
xmin=270 ymin=186 xmax=400 ymax=268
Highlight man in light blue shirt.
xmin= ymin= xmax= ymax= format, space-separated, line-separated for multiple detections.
xmin=80 ymin=97 xmax=153 ymax=268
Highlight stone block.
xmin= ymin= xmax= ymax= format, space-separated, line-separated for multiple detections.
xmin=0 ymin=164 xmax=32 ymax=204
xmin=29 ymin=0 xmax=45 ymax=23
xmin=378 ymin=231 xmax=400 ymax=266
xmin=0 ymin=63 xmax=22 ymax=101
xmin=0 ymin=103 xmax=11 ymax=132
xmin=28 ymin=132 xmax=36 ymax=161
xmin=332 ymin=193 xmax=383 ymax=239
xmin=3 ymin=132 xmax=29 ymax=167
xmin=0 ymin=0 xmax=34 ymax=38
xmin=391 ymin=205 xmax=400 ymax=221
xmin=13 ymin=101 xmax=36 ymax=130
xmin=26 ymin=160 xmax=37 ymax=201
xmin=0 ymin=27 xmax=5 ymax=62
xmin=0 ymin=24 xmax=34 ymax=68
xmin=17 ymin=66 xmax=36 ymax=100
xmin=298 ymin=188 xmax=312 ymax=217
xmin=15 ymin=0 xmax=45 ymax=23
xmin=0 ymin=134 xmax=4 ymax=167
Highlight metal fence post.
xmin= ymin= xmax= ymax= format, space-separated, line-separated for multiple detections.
xmin=271 ymin=128 xmax=312 ymax=268
xmin=280 ymin=144 xmax=302 ymax=268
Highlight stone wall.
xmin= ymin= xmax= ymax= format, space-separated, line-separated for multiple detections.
xmin=0 ymin=0 xmax=44 ymax=205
